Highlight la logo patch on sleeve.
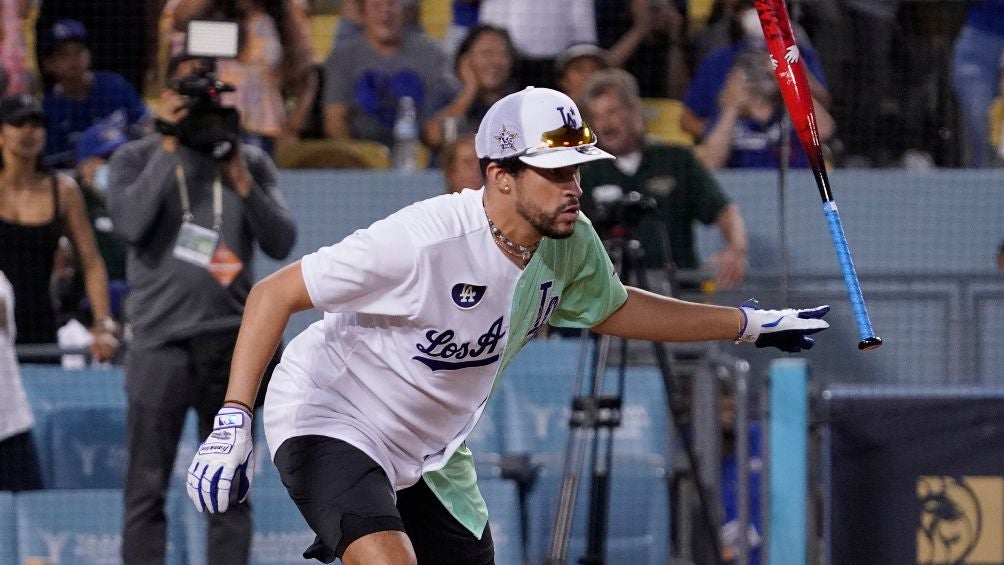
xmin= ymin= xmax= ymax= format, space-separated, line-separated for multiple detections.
xmin=452 ymin=283 xmax=487 ymax=309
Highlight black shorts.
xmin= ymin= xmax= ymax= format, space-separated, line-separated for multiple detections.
xmin=273 ymin=435 xmax=495 ymax=564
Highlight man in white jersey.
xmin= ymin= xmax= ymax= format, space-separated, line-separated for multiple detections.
xmin=187 ymin=86 xmax=830 ymax=565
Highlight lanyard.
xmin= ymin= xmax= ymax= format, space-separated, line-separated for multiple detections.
xmin=175 ymin=164 xmax=223 ymax=231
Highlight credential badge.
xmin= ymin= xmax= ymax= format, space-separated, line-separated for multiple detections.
xmin=452 ymin=283 xmax=487 ymax=309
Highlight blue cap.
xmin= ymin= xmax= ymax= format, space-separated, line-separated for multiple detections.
xmin=40 ymin=19 xmax=89 ymax=56
xmin=76 ymin=123 xmax=128 ymax=162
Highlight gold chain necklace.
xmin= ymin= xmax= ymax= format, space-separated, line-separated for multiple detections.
xmin=486 ymin=213 xmax=539 ymax=263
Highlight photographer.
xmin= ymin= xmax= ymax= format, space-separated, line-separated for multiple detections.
xmin=106 ymin=54 xmax=296 ymax=565
xmin=695 ymin=50 xmax=835 ymax=170
xmin=579 ymin=69 xmax=748 ymax=290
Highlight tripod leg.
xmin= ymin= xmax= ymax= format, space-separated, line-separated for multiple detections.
xmin=633 ymin=255 xmax=726 ymax=565
xmin=546 ymin=332 xmax=614 ymax=564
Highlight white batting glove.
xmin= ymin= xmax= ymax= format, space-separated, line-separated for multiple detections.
xmin=736 ymin=301 xmax=830 ymax=352
xmin=187 ymin=406 xmax=255 ymax=513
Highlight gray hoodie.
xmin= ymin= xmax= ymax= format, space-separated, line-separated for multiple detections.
xmin=107 ymin=136 xmax=296 ymax=348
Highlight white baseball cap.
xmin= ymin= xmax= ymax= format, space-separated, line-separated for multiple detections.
xmin=475 ymin=87 xmax=614 ymax=169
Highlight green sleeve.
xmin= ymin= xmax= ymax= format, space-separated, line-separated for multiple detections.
xmin=549 ymin=216 xmax=628 ymax=328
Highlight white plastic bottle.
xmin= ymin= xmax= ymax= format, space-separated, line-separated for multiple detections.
xmin=392 ymin=96 xmax=419 ymax=171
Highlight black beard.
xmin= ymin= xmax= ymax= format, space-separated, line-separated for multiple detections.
xmin=517 ymin=199 xmax=576 ymax=240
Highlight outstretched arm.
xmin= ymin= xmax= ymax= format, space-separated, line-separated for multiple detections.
xmin=593 ymin=287 xmax=829 ymax=352
xmin=593 ymin=287 xmax=744 ymax=342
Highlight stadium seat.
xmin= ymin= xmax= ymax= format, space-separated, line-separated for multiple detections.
xmin=502 ymin=340 xmax=669 ymax=461
xmin=524 ymin=453 xmax=670 ymax=565
xmin=689 ymin=0 xmax=716 ymax=32
xmin=275 ymin=138 xmax=393 ymax=170
xmin=19 ymin=365 xmax=126 ymax=486
xmin=500 ymin=338 xmax=591 ymax=455
xmin=0 ymin=493 xmax=15 ymax=565
xmin=977 ymin=291 xmax=1004 ymax=383
xmin=309 ymin=13 xmax=340 ymax=63
xmin=14 ymin=489 xmax=184 ymax=564
xmin=47 ymin=406 xmax=127 ymax=488
xmin=175 ymin=460 xmax=310 ymax=565
xmin=418 ymin=0 xmax=451 ymax=40
xmin=464 ymin=385 xmax=507 ymax=460
xmin=608 ymin=366 xmax=672 ymax=461
xmin=249 ymin=486 xmax=315 ymax=565
xmin=478 ymin=477 xmax=523 ymax=565
xmin=642 ymin=98 xmax=694 ymax=147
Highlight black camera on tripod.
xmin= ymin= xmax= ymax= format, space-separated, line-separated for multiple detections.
xmin=589 ymin=185 xmax=659 ymax=237
xmin=159 ymin=20 xmax=242 ymax=160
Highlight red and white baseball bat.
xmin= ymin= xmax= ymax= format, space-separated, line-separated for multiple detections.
xmin=754 ymin=0 xmax=882 ymax=351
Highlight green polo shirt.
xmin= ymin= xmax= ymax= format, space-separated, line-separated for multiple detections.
xmin=579 ymin=141 xmax=729 ymax=269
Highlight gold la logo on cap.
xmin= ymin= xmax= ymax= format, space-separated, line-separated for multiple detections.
xmin=494 ymin=125 xmax=518 ymax=152
xmin=917 ymin=476 xmax=1004 ymax=564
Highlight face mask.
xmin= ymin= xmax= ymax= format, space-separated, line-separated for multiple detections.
xmin=740 ymin=9 xmax=765 ymax=43
xmin=93 ymin=164 xmax=110 ymax=193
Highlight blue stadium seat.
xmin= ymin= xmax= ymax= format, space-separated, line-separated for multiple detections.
xmin=478 ymin=477 xmax=522 ymax=565
xmin=0 ymin=492 xmax=16 ymax=565
xmin=502 ymin=341 xmax=669 ymax=462
xmin=524 ymin=453 xmax=670 ymax=565
xmin=604 ymin=366 xmax=672 ymax=461
xmin=47 ymin=406 xmax=127 ymax=488
xmin=249 ymin=486 xmax=315 ymax=565
xmin=19 ymin=365 xmax=125 ymax=486
xmin=14 ymin=489 xmax=184 ymax=564
xmin=500 ymin=338 xmax=590 ymax=455
xmin=176 ymin=481 xmax=312 ymax=565
xmin=464 ymin=385 xmax=507 ymax=464
xmin=977 ymin=292 xmax=1004 ymax=383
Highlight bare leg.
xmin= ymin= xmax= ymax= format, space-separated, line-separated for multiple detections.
xmin=342 ymin=531 xmax=418 ymax=565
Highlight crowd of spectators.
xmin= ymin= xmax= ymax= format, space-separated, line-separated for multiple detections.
xmin=0 ymin=0 xmax=999 ymax=348
xmin=1 ymin=3 xmax=1001 ymax=563
xmin=0 ymin=1 xmax=992 ymax=173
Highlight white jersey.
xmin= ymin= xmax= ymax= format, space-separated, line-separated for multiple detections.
xmin=0 ymin=272 xmax=34 ymax=442
xmin=264 ymin=188 xmax=627 ymax=535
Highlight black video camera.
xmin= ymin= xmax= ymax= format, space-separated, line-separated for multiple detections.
xmin=171 ymin=69 xmax=241 ymax=160
xmin=162 ymin=20 xmax=242 ymax=160
xmin=590 ymin=187 xmax=659 ymax=237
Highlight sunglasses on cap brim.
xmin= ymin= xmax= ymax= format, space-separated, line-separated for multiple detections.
xmin=4 ymin=114 xmax=45 ymax=128
xmin=519 ymin=121 xmax=597 ymax=156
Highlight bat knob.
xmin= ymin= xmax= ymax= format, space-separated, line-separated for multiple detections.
xmin=857 ymin=336 xmax=883 ymax=351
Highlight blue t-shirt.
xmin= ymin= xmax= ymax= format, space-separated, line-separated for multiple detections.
xmin=707 ymin=111 xmax=811 ymax=169
xmin=323 ymin=32 xmax=457 ymax=147
xmin=43 ymin=71 xmax=148 ymax=167
xmin=967 ymin=0 xmax=1004 ymax=35
xmin=683 ymin=40 xmax=828 ymax=126
xmin=452 ymin=0 xmax=479 ymax=26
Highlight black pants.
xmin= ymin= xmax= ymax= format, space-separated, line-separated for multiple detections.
xmin=0 ymin=430 xmax=43 ymax=491
xmin=274 ymin=435 xmax=495 ymax=564
xmin=121 ymin=329 xmax=276 ymax=565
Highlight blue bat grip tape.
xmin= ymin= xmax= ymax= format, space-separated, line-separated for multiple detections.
xmin=823 ymin=201 xmax=875 ymax=340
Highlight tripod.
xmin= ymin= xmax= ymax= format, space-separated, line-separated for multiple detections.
xmin=545 ymin=231 xmax=725 ymax=565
